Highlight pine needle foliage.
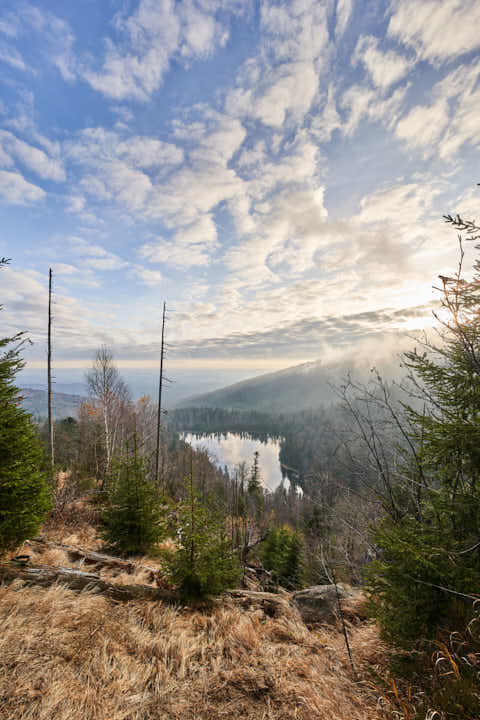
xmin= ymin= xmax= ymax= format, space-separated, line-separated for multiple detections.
xmin=364 ymin=204 xmax=480 ymax=656
xmin=261 ymin=526 xmax=305 ymax=589
xmin=0 ymin=261 xmax=50 ymax=550
xmin=164 ymin=469 xmax=241 ymax=600
xmin=101 ymin=437 xmax=166 ymax=555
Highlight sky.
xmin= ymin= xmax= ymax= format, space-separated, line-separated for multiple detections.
xmin=1 ymin=0 xmax=480 ymax=377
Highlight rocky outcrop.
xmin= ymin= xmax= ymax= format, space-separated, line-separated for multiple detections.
xmin=292 ymin=584 xmax=356 ymax=624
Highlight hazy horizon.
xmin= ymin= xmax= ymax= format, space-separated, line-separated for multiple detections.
xmin=18 ymin=365 xmax=272 ymax=405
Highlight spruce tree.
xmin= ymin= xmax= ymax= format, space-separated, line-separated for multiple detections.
xmin=261 ymin=526 xmax=304 ymax=589
xmin=101 ymin=436 xmax=166 ymax=555
xmin=0 ymin=260 xmax=50 ymax=550
xmin=282 ymin=530 xmax=304 ymax=589
xmin=165 ymin=468 xmax=241 ymax=600
xmin=248 ymin=450 xmax=263 ymax=518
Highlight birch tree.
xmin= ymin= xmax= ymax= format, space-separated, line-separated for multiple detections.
xmin=85 ymin=346 xmax=131 ymax=482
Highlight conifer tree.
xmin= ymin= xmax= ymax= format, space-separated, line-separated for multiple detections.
xmin=248 ymin=450 xmax=263 ymax=517
xmin=365 ymin=206 xmax=480 ymax=647
xmin=261 ymin=526 xmax=304 ymax=589
xmin=282 ymin=530 xmax=304 ymax=588
xmin=165 ymin=463 xmax=241 ymax=600
xmin=101 ymin=434 xmax=165 ymax=555
xmin=0 ymin=259 xmax=50 ymax=550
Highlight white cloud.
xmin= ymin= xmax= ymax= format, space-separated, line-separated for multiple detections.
xmin=51 ymin=263 xmax=77 ymax=275
xmin=116 ymin=137 xmax=184 ymax=169
xmin=388 ymin=0 xmax=480 ymax=66
xmin=237 ymin=140 xmax=267 ymax=169
xmin=225 ymin=0 xmax=329 ymax=128
xmin=131 ymin=265 xmax=164 ymax=287
xmin=140 ymin=214 xmax=218 ymax=269
xmin=0 ymin=266 xmax=111 ymax=351
xmin=310 ymin=84 xmax=342 ymax=143
xmin=0 ymin=43 xmax=29 ymax=72
xmin=174 ymin=108 xmax=245 ymax=166
xmin=9 ymin=3 xmax=77 ymax=81
xmin=395 ymin=99 xmax=450 ymax=150
xmin=82 ymin=0 xmax=180 ymax=101
xmin=242 ymin=131 xmax=320 ymax=202
xmin=0 ymin=169 xmax=45 ymax=204
xmin=66 ymin=195 xmax=86 ymax=214
xmin=0 ymin=130 xmax=65 ymax=181
xmin=68 ymin=237 xmax=128 ymax=271
xmin=335 ymin=0 xmax=353 ymax=39
xmin=393 ymin=60 xmax=480 ymax=158
xmin=356 ymin=181 xmax=444 ymax=226
xmin=0 ymin=145 xmax=13 ymax=168
xmin=224 ymin=185 xmax=328 ymax=289
xmin=341 ymin=82 xmax=409 ymax=135
xmin=66 ymin=127 xmax=184 ymax=215
xmin=353 ymin=35 xmax=412 ymax=90
xmin=83 ymin=0 xmax=234 ymax=102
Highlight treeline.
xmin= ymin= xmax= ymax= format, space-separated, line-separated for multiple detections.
xmin=169 ymin=406 xmax=286 ymax=440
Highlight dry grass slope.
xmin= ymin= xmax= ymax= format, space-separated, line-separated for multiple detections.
xmin=0 ymin=523 xmax=387 ymax=720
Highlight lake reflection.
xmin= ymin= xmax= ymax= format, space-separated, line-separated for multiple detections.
xmin=182 ymin=432 xmax=286 ymax=491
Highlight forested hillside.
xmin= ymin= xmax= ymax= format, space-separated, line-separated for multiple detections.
xmin=175 ymin=358 xmax=404 ymax=414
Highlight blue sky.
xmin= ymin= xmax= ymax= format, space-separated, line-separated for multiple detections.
xmin=1 ymin=0 xmax=480 ymax=373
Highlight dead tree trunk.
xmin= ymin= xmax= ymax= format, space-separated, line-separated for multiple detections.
xmin=154 ymin=301 xmax=166 ymax=490
xmin=47 ymin=268 xmax=54 ymax=476
xmin=26 ymin=538 xmax=159 ymax=575
xmin=0 ymin=561 xmax=177 ymax=602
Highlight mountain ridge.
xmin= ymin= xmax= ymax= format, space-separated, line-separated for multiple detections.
xmin=19 ymin=388 xmax=85 ymax=420
xmin=175 ymin=356 xmax=403 ymax=414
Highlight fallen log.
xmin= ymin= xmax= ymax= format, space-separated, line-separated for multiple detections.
xmin=27 ymin=537 xmax=159 ymax=575
xmin=0 ymin=561 xmax=177 ymax=603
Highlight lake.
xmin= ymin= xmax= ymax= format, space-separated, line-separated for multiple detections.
xmin=182 ymin=432 xmax=287 ymax=491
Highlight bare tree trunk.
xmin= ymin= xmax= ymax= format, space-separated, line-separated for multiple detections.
xmin=27 ymin=537 xmax=159 ymax=574
xmin=0 ymin=561 xmax=176 ymax=602
xmin=47 ymin=268 xmax=54 ymax=477
xmin=155 ymin=301 xmax=166 ymax=489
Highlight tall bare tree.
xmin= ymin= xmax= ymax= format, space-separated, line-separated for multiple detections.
xmin=155 ymin=302 xmax=166 ymax=489
xmin=47 ymin=268 xmax=54 ymax=476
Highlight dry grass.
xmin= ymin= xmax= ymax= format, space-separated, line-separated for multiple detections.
xmin=0 ymin=578 xmax=386 ymax=720
xmin=1 ymin=509 xmax=388 ymax=720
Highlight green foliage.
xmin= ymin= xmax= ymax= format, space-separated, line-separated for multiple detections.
xmin=0 ymin=317 xmax=50 ymax=550
xmin=164 ymin=472 xmax=241 ymax=600
xmin=101 ymin=440 xmax=166 ymax=555
xmin=248 ymin=450 xmax=263 ymax=518
xmin=362 ymin=206 xmax=480 ymax=716
xmin=261 ymin=526 xmax=304 ymax=589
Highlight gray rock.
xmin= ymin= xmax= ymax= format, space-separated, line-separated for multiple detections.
xmin=292 ymin=584 xmax=354 ymax=624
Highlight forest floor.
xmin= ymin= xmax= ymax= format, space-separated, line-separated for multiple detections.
xmin=0 ymin=499 xmax=392 ymax=720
